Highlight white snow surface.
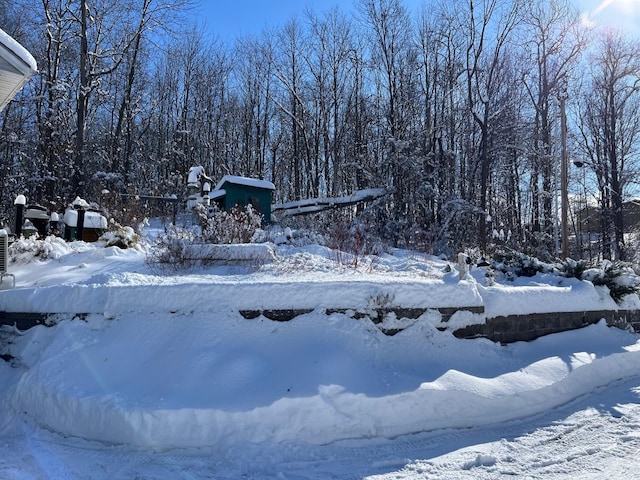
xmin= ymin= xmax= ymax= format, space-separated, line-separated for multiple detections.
xmin=1 ymin=233 xmax=640 ymax=478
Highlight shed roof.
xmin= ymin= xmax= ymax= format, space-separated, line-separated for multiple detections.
xmin=213 ymin=175 xmax=275 ymax=192
xmin=0 ymin=28 xmax=37 ymax=111
xmin=209 ymin=189 xmax=226 ymax=200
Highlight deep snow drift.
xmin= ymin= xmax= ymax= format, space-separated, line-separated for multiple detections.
xmin=1 ymin=235 xmax=640 ymax=478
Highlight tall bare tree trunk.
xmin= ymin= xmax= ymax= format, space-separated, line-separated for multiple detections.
xmin=73 ymin=0 xmax=89 ymax=197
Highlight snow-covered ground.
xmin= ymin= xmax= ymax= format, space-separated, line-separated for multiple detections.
xmin=1 ymin=233 xmax=640 ymax=479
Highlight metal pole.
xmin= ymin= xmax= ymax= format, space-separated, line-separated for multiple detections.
xmin=560 ymin=94 xmax=569 ymax=259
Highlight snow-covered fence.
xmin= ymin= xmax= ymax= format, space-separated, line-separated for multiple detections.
xmin=271 ymin=188 xmax=387 ymax=217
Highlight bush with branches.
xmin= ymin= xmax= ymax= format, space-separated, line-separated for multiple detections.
xmin=491 ymin=250 xmax=640 ymax=303
xmin=145 ymin=226 xmax=204 ymax=273
xmin=196 ymin=204 xmax=263 ymax=244
xmin=327 ymin=218 xmax=385 ymax=268
xmin=559 ymin=258 xmax=590 ymax=280
xmin=490 ymin=248 xmax=555 ymax=280
xmin=146 ymin=204 xmax=266 ymax=273
xmin=8 ymin=235 xmax=70 ymax=264
xmin=99 ymin=222 xmax=140 ymax=249
xmin=581 ymin=261 xmax=640 ymax=303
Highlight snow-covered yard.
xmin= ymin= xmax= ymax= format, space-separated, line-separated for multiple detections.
xmin=1 ymin=235 xmax=640 ymax=478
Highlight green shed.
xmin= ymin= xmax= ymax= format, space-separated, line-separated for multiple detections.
xmin=210 ymin=175 xmax=275 ymax=224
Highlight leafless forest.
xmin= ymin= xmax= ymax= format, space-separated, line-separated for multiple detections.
xmin=1 ymin=0 xmax=639 ymax=260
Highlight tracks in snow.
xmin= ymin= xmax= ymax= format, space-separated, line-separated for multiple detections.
xmin=1 ymin=376 xmax=640 ymax=480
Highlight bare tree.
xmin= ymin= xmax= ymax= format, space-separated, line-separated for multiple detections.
xmin=576 ymin=30 xmax=640 ymax=260
xmin=415 ymin=4 xmax=466 ymax=240
xmin=32 ymin=0 xmax=76 ymax=202
xmin=303 ymin=7 xmax=356 ymax=197
xmin=359 ymin=0 xmax=425 ymax=243
xmin=234 ymin=35 xmax=274 ymax=179
xmin=358 ymin=0 xmax=412 ymax=138
xmin=71 ymin=0 xmax=194 ymax=196
xmin=272 ymin=18 xmax=310 ymax=201
xmin=520 ymin=0 xmax=585 ymax=242
xmin=462 ymin=0 xmax=522 ymax=250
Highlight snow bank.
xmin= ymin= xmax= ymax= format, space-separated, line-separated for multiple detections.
xmin=478 ymin=279 xmax=621 ymax=317
xmin=0 ymin=277 xmax=483 ymax=315
xmin=0 ymin=244 xmax=482 ymax=314
xmin=1 ymin=244 xmax=632 ymax=320
xmin=8 ymin=312 xmax=640 ymax=449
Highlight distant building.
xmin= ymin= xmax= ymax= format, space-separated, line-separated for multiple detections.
xmin=575 ymin=200 xmax=640 ymax=234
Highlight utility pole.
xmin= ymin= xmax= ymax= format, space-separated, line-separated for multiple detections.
xmin=560 ymin=92 xmax=569 ymax=259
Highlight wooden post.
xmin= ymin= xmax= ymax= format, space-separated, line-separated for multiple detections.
xmin=14 ymin=195 xmax=25 ymax=237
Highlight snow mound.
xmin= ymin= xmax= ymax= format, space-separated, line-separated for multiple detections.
xmin=8 ymin=314 xmax=640 ymax=449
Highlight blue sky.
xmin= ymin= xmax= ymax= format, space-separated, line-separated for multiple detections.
xmin=195 ymin=0 xmax=342 ymax=40
xmin=194 ymin=0 xmax=417 ymax=40
xmin=194 ymin=0 xmax=640 ymax=41
xmin=578 ymin=0 xmax=640 ymax=33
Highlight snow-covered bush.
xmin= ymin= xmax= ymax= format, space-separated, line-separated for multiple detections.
xmin=146 ymin=224 xmax=276 ymax=273
xmin=490 ymin=249 xmax=554 ymax=280
xmin=146 ymin=205 xmax=266 ymax=273
xmin=494 ymin=252 xmax=639 ymax=303
xmin=196 ymin=204 xmax=263 ymax=244
xmin=559 ymin=258 xmax=590 ymax=279
xmin=327 ymin=219 xmax=386 ymax=268
xmin=517 ymin=230 xmax=555 ymax=262
xmin=266 ymin=225 xmax=325 ymax=247
xmin=8 ymin=235 xmax=70 ymax=264
xmin=145 ymin=226 xmax=202 ymax=273
xmin=582 ymin=261 xmax=640 ymax=303
xmin=100 ymin=223 xmax=139 ymax=249
xmin=430 ymin=199 xmax=484 ymax=257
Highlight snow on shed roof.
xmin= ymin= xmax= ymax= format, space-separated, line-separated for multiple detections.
xmin=213 ymin=175 xmax=275 ymax=192
xmin=0 ymin=27 xmax=37 ymax=111
xmin=209 ymin=189 xmax=226 ymax=200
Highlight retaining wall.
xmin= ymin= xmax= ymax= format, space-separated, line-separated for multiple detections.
xmin=2 ymin=306 xmax=639 ymax=344
xmin=453 ymin=309 xmax=640 ymax=343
